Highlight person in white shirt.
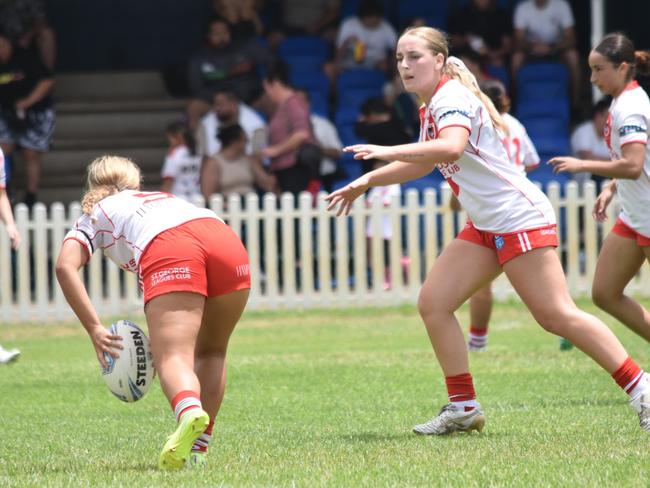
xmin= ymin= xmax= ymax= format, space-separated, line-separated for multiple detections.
xmin=327 ymin=26 xmax=650 ymax=435
xmin=550 ymin=35 xmax=650 ymax=403
xmin=161 ymin=121 xmax=202 ymax=202
xmin=335 ymin=0 xmax=397 ymax=73
xmin=0 ymin=148 xmax=20 ymax=364
xmin=198 ymin=87 xmax=267 ymax=159
xmin=570 ymin=98 xmax=611 ymax=191
xmin=511 ymin=0 xmax=581 ymax=106
xmin=462 ymin=79 xmax=539 ymax=352
xmin=55 ymin=155 xmax=251 ymax=469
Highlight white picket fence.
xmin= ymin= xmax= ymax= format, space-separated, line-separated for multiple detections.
xmin=1 ymin=181 xmax=648 ymax=323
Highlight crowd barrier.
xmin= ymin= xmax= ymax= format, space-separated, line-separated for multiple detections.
xmin=1 ymin=181 xmax=648 ymax=323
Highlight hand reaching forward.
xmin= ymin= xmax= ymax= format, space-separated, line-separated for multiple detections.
xmin=547 ymin=156 xmax=584 ymax=174
xmin=325 ymin=175 xmax=370 ymax=216
xmin=343 ymin=144 xmax=394 ymax=161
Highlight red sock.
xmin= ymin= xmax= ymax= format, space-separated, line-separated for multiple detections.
xmin=469 ymin=326 xmax=488 ymax=336
xmin=192 ymin=420 xmax=214 ymax=453
xmin=171 ymin=390 xmax=202 ymax=422
xmin=612 ymin=357 xmax=645 ymax=395
xmin=445 ymin=373 xmax=476 ymax=403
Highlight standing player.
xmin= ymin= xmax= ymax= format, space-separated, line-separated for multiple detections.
xmin=160 ymin=121 xmax=202 ymax=202
xmin=0 ymin=147 xmax=21 ymax=364
xmin=55 ymin=156 xmax=250 ymax=469
xmin=463 ymin=79 xmax=539 ymax=351
xmin=326 ymin=26 xmax=650 ymax=434
xmin=549 ymin=33 xmax=650 ymax=344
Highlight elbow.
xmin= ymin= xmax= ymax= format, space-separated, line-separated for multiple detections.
xmin=55 ymin=261 xmax=74 ymax=284
xmin=447 ymin=147 xmax=465 ymax=161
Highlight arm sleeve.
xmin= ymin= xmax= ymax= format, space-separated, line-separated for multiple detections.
xmin=520 ymin=130 xmax=540 ymax=167
xmin=618 ymin=113 xmax=648 ymax=147
xmin=432 ymin=93 xmax=472 ymax=134
xmin=161 ymin=154 xmax=178 ymax=179
xmin=62 ymin=215 xmax=100 ymax=262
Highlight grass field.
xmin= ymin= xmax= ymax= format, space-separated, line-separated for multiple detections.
xmin=1 ymin=299 xmax=650 ymax=487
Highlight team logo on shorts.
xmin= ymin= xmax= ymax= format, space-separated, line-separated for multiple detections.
xmin=494 ymin=235 xmax=505 ymax=250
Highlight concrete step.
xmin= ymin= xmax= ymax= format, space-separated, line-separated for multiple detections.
xmin=53 ymin=71 xmax=170 ymax=101
xmin=53 ymin=135 xmax=165 ymax=150
xmin=54 ymin=110 xmax=183 ymax=139
xmin=57 ymin=98 xmax=186 ymax=114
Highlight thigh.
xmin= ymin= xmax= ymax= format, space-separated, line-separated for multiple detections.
xmin=420 ymin=238 xmax=502 ymax=312
xmin=503 ymin=247 xmax=573 ymax=317
xmin=19 ymin=109 xmax=54 ymax=152
xmin=195 ymin=289 xmax=250 ymax=356
xmin=145 ymin=291 xmax=206 ymax=358
xmin=595 ymin=232 xmax=645 ymax=293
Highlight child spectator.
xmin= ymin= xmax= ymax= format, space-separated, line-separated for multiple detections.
xmin=161 ymin=121 xmax=202 ymax=202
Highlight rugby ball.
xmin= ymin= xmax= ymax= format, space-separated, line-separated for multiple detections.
xmin=101 ymin=320 xmax=155 ymax=402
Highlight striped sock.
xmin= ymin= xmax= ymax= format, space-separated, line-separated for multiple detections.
xmin=612 ymin=357 xmax=649 ymax=398
xmin=171 ymin=390 xmax=202 ymax=422
xmin=446 ymin=372 xmax=478 ymax=410
xmin=468 ymin=326 xmax=488 ymax=350
xmin=192 ymin=420 xmax=214 ymax=453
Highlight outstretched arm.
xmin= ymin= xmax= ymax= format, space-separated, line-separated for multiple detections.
xmin=549 ymin=142 xmax=645 ymax=179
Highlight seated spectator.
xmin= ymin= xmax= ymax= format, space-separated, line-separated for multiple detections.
xmin=262 ymin=61 xmax=320 ymax=196
xmin=570 ymin=98 xmax=611 ymax=192
xmin=198 ymin=86 xmax=267 ymax=158
xmin=448 ymin=0 xmax=513 ymax=68
xmin=383 ymin=74 xmax=419 ymax=137
xmin=511 ymin=0 xmax=581 ymax=107
xmin=201 ymin=124 xmax=276 ymax=202
xmin=354 ymin=96 xmax=412 ymax=175
xmin=334 ymin=0 xmax=396 ymax=74
xmin=212 ymin=0 xmax=263 ymax=42
xmin=160 ymin=121 xmax=202 ymax=202
xmin=268 ymin=0 xmax=340 ymax=47
xmin=295 ymin=88 xmax=343 ymax=193
xmin=0 ymin=33 xmax=54 ymax=207
xmin=186 ymin=16 xmax=268 ymax=130
xmin=0 ymin=0 xmax=55 ymax=69
xmin=456 ymin=47 xmax=498 ymax=85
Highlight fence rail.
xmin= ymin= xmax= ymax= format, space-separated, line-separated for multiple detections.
xmin=1 ymin=181 xmax=648 ymax=323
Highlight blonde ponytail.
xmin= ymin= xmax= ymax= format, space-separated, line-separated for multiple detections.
xmin=80 ymin=155 xmax=142 ymax=215
xmin=443 ymin=60 xmax=507 ymax=134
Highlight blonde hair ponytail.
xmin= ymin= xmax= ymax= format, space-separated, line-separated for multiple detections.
xmin=80 ymin=155 xmax=142 ymax=215
xmin=443 ymin=59 xmax=507 ymax=134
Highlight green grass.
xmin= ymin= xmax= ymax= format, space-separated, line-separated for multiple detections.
xmin=1 ymin=300 xmax=650 ymax=487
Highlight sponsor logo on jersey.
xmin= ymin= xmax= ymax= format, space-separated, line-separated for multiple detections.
xmin=619 ymin=124 xmax=646 ymax=137
xmin=438 ymin=109 xmax=470 ymax=122
xmin=494 ymin=235 xmax=505 ymax=250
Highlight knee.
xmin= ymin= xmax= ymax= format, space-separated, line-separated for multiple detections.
xmin=531 ymin=307 xmax=578 ymax=336
xmin=592 ymin=283 xmax=616 ymax=311
xmin=417 ymin=290 xmax=451 ymax=322
xmin=195 ymin=344 xmax=227 ymax=360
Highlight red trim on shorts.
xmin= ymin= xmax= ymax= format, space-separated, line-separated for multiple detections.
xmin=457 ymin=221 xmax=558 ymax=265
xmin=612 ymin=218 xmax=650 ymax=246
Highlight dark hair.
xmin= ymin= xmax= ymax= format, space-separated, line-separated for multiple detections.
xmin=358 ymin=0 xmax=383 ymax=18
xmin=265 ymin=60 xmax=291 ymax=86
xmin=360 ymin=96 xmax=390 ymax=117
xmin=166 ymin=120 xmax=197 ymax=156
xmin=213 ymin=85 xmax=239 ymax=102
xmin=592 ymin=97 xmax=611 ymax=116
xmin=217 ymin=124 xmax=245 ymax=148
xmin=208 ymin=15 xmax=229 ymax=30
xmin=595 ymin=32 xmax=650 ymax=79
xmin=479 ymin=79 xmax=508 ymax=113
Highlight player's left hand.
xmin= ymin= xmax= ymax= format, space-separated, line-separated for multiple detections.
xmin=343 ymin=144 xmax=393 ymax=161
xmin=548 ymin=156 xmax=584 ymax=174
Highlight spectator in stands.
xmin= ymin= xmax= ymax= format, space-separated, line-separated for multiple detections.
xmin=0 ymin=33 xmax=54 ymax=207
xmin=186 ymin=17 xmax=268 ymax=130
xmin=570 ymin=98 xmax=611 ymax=192
xmin=448 ymin=0 xmax=513 ymax=68
xmin=511 ymin=0 xmax=581 ymax=108
xmin=161 ymin=121 xmax=202 ymax=202
xmin=0 ymin=0 xmax=55 ymax=70
xmin=201 ymin=124 xmax=275 ymax=202
xmin=354 ymin=96 xmax=412 ymax=175
xmin=268 ymin=0 xmax=340 ymax=48
xmin=198 ymin=86 xmax=267 ymax=159
xmin=456 ymin=47 xmax=496 ymax=85
xmin=295 ymin=88 xmax=343 ymax=193
xmin=334 ymin=0 xmax=397 ymax=75
xmin=212 ymin=0 xmax=263 ymax=42
xmin=383 ymin=74 xmax=419 ymax=136
xmin=262 ymin=61 xmax=319 ymax=196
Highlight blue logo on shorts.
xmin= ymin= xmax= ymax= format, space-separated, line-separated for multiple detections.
xmin=494 ymin=236 xmax=505 ymax=250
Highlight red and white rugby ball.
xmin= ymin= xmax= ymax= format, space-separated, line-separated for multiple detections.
xmin=101 ymin=320 xmax=155 ymax=402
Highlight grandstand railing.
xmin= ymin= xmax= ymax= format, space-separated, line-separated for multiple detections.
xmin=1 ymin=181 xmax=648 ymax=323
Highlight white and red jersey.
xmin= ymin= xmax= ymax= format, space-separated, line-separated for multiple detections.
xmin=604 ymin=80 xmax=650 ymax=237
xmin=161 ymin=145 xmax=202 ymax=201
xmin=0 ymin=148 xmax=5 ymax=189
xmin=501 ymin=113 xmax=540 ymax=175
xmin=419 ymin=78 xmax=555 ymax=233
xmin=63 ymin=190 xmax=219 ymax=272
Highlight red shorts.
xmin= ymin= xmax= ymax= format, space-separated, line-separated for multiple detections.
xmin=612 ymin=218 xmax=650 ymax=246
xmin=457 ymin=221 xmax=559 ymax=265
xmin=139 ymin=218 xmax=251 ymax=304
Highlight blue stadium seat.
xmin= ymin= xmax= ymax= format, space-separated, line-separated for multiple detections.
xmin=278 ymin=36 xmax=330 ymax=62
xmin=516 ymin=98 xmax=570 ymax=121
xmin=521 ymin=116 xmax=570 ymax=155
xmin=517 ymin=62 xmax=569 ymax=85
xmin=290 ymin=70 xmax=330 ymax=116
xmin=396 ymin=1 xmax=447 ymax=28
xmin=486 ymin=64 xmax=510 ymax=90
xmin=336 ymin=69 xmax=386 ymax=113
xmin=340 ymin=0 xmax=393 ymax=21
